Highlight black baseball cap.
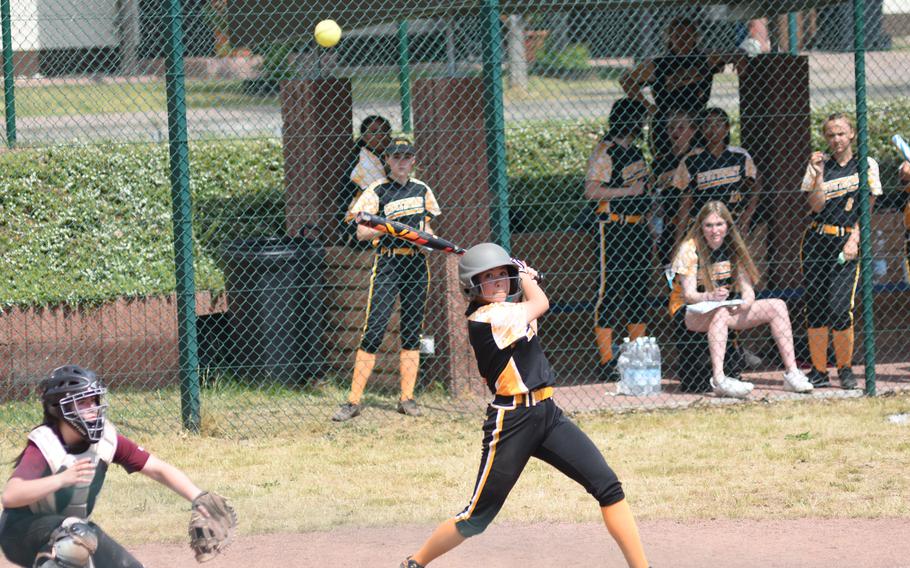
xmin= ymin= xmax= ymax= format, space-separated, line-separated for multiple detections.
xmin=384 ymin=138 xmax=416 ymax=155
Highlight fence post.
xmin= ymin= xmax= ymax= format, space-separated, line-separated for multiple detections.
xmin=398 ymin=21 xmax=412 ymax=134
xmin=788 ymin=13 xmax=798 ymax=54
xmin=165 ymin=0 xmax=201 ymax=429
xmin=1 ymin=0 xmax=15 ymax=147
xmin=481 ymin=0 xmax=510 ymax=250
xmin=853 ymin=0 xmax=876 ymax=396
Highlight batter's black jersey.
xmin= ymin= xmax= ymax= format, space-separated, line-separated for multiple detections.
xmin=673 ymin=146 xmax=756 ymax=217
xmin=467 ymin=302 xmax=556 ymax=396
xmin=349 ymin=177 xmax=441 ymax=250
xmin=650 ymin=54 xmax=724 ymax=117
xmin=668 ymin=238 xmax=737 ymax=316
xmin=585 ymin=137 xmax=651 ymax=218
xmin=800 ymin=156 xmax=882 ymax=227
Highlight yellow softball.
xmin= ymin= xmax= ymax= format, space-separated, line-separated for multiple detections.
xmin=314 ymin=20 xmax=342 ymax=48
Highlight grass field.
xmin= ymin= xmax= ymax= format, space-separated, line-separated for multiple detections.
xmin=2 ymin=393 xmax=906 ymax=547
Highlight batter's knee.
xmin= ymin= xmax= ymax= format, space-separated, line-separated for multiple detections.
xmin=592 ymin=473 xmax=625 ymax=508
xmin=454 ymin=517 xmax=488 ymax=538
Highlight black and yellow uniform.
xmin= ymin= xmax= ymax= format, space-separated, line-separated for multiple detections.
xmin=648 ymin=54 xmax=724 ymax=159
xmin=586 ymin=136 xmax=652 ymax=367
xmin=338 ymin=144 xmax=387 ymax=245
xmin=673 ymin=145 xmax=757 ymax=223
xmin=799 ymin=156 xmax=882 ymax=375
xmin=349 ymin=177 xmax=441 ymax=354
xmin=652 ymin=150 xmax=687 ymax=265
xmin=668 ymin=238 xmax=742 ymax=392
xmin=453 ymin=301 xmax=624 ymax=537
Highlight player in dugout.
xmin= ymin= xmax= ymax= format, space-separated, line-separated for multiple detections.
xmin=332 ymin=137 xmax=441 ymax=422
xmin=800 ymin=113 xmax=882 ymax=390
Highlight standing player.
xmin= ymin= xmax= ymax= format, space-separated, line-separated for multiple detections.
xmin=398 ymin=244 xmax=649 ymax=568
xmin=585 ymin=98 xmax=653 ymax=381
xmin=0 ymin=365 xmax=229 ymax=568
xmin=652 ymin=108 xmax=699 ymax=266
xmin=338 ymin=115 xmax=392 ymax=246
xmin=672 ymin=107 xmax=759 ymax=244
xmin=800 ymin=113 xmax=882 ymax=389
xmin=332 ymin=138 xmax=441 ymax=421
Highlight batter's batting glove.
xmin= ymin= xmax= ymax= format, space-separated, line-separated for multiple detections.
xmin=511 ymin=257 xmax=540 ymax=281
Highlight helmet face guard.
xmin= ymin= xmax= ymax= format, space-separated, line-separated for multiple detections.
xmin=42 ymin=365 xmax=108 ymax=443
xmin=458 ymin=243 xmax=522 ymax=301
xmin=58 ymin=385 xmax=108 ymax=443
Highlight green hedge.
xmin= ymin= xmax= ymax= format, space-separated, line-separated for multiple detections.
xmin=2 ymin=99 xmax=909 ymax=308
xmin=0 ymin=141 xmax=284 ymax=308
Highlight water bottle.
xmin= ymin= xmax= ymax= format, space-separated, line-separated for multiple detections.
xmin=647 ymin=337 xmax=662 ymax=395
xmin=873 ymin=229 xmax=888 ymax=284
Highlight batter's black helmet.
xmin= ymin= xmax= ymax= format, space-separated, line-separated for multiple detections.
xmin=41 ymin=365 xmax=108 ymax=443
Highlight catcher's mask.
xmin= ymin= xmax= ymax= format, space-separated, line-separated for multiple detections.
xmin=457 ymin=243 xmax=521 ymax=300
xmin=41 ymin=365 xmax=108 ymax=443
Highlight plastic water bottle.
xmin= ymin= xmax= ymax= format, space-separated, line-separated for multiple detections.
xmin=873 ymin=229 xmax=888 ymax=284
xmin=647 ymin=337 xmax=662 ymax=395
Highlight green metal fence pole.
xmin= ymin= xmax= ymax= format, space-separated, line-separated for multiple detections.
xmin=397 ymin=21 xmax=412 ymax=134
xmin=1 ymin=0 xmax=16 ymax=147
xmin=481 ymin=0 xmax=510 ymax=250
xmin=788 ymin=13 xmax=798 ymax=55
xmin=853 ymin=0 xmax=876 ymax=396
xmin=165 ymin=0 xmax=201 ymax=429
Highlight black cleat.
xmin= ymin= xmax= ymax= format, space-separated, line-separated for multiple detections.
xmin=806 ymin=368 xmax=831 ymax=388
xmin=399 ymin=558 xmax=425 ymax=568
xmin=838 ymin=367 xmax=858 ymax=390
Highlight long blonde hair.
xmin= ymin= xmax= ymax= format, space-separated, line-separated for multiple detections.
xmin=681 ymin=201 xmax=759 ymax=291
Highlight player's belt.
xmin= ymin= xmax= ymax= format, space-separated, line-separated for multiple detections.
xmin=378 ymin=246 xmax=418 ymax=256
xmin=494 ymin=386 xmax=554 ymax=408
xmin=811 ymin=222 xmax=853 ymax=237
xmin=597 ymin=211 xmax=643 ymax=225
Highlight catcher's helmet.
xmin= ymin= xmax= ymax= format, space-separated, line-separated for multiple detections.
xmin=41 ymin=365 xmax=108 ymax=443
xmin=457 ymin=243 xmax=520 ymax=299
xmin=608 ymin=97 xmax=648 ymax=139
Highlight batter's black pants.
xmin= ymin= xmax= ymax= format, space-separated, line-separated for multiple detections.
xmin=0 ymin=513 xmax=143 ymax=568
xmin=359 ymin=252 xmax=429 ymax=353
xmin=801 ymin=229 xmax=859 ymax=331
xmin=453 ymin=397 xmax=624 ymax=538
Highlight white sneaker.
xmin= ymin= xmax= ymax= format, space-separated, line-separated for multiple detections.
xmin=711 ymin=375 xmax=754 ymax=399
xmin=782 ymin=369 xmax=814 ymax=393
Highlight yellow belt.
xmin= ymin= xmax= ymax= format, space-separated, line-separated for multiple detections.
xmin=510 ymin=386 xmax=554 ymax=406
xmin=379 ymin=247 xmax=418 ymax=256
xmin=596 ymin=209 xmax=643 ymax=224
xmin=811 ymin=222 xmax=853 ymax=237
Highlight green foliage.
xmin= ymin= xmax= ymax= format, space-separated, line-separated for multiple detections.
xmin=0 ymin=140 xmax=284 ymax=308
xmin=531 ymin=43 xmax=592 ymax=77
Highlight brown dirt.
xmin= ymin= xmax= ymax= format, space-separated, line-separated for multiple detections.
xmin=5 ymin=519 xmax=906 ymax=567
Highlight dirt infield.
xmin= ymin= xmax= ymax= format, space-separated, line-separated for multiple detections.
xmin=5 ymin=518 xmax=906 ymax=567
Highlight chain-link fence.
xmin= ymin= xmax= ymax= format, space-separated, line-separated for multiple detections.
xmin=2 ymin=0 xmax=909 ymax=438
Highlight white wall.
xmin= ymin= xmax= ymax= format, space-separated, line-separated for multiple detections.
xmin=2 ymin=0 xmax=117 ymax=50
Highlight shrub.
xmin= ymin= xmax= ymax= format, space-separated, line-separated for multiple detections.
xmin=531 ymin=43 xmax=592 ymax=77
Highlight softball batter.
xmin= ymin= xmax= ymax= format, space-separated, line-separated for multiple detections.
xmin=398 ymin=243 xmax=648 ymax=568
xmin=332 ymin=138 xmax=441 ymax=422
xmin=585 ymin=98 xmax=653 ymax=380
xmin=0 ymin=365 xmax=224 ymax=568
xmin=800 ymin=113 xmax=882 ymax=389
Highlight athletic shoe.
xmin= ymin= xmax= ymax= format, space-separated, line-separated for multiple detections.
xmin=782 ymin=369 xmax=814 ymax=393
xmin=400 ymin=558 xmax=425 ymax=568
xmin=806 ymin=368 xmax=831 ymax=388
xmin=741 ymin=347 xmax=764 ymax=369
xmin=838 ymin=367 xmax=858 ymax=390
xmin=331 ymin=402 xmax=361 ymax=422
xmin=710 ymin=375 xmax=754 ymax=399
xmin=397 ymin=398 xmax=422 ymax=417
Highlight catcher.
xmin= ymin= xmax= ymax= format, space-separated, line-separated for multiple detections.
xmin=0 ymin=364 xmax=237 ymax=567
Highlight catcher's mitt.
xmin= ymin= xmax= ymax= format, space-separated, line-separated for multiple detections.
xmin=188 ymin=491 xmax=237 ymax=563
